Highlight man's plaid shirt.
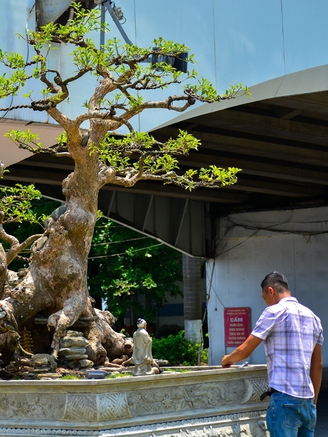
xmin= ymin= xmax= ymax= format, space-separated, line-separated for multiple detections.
xmin=252 ymin=296 xmax=324 ymax=398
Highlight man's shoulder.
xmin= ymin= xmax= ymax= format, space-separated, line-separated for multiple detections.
xmin=279 ymin=298 xmax=323 ymax=326
xmin=264 ymin=297 xmax=295 ymax=313
xmin=261 ymin=297 xmax=298 ymax=319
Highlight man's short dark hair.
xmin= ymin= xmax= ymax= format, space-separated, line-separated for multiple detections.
xmin=261 ymin=271 xmax=289 ymax=293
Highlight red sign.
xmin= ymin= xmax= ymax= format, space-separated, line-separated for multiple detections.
xmin=224 ymin=307 xmax=251 ymax=347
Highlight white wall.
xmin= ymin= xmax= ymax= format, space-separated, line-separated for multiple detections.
xmin=207 ymin=206 xmax=328 ymax=367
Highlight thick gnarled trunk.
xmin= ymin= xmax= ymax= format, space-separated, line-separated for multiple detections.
xmin=0 ymin=140 xmax=132 ymax=367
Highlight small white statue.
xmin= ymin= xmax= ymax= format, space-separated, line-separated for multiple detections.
xmin=131 ymin=318 xmax=154 ymax=376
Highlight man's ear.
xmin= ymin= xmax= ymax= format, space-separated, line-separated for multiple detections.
xmin=268 ymin=286 xmax=275 ymax=296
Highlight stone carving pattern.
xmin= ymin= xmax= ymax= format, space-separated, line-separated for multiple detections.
xmin=170 ymin=419 xmax=269 ymax=436
xmin=103 ymin=410 xmax=269 ymax=436
xmin=0 ymin=429 xmax=97 ymax=436
xmin=62 ymin=392 xmax=131 ymax=421
xmin=0 ymin=410 xmax=269 ymax=436
xmin=0 ymin=393 xmax=65 ymax=419
xmin=128 ymin=380 xmax=247 ymax=416
xmin=241 ymin=378 xmax=269 ymax=404
xmin=170 ymin=418 xmax=269 ymax=436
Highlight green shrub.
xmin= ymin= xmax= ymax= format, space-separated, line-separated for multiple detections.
xmin=201 ymin=346 xmax=208 ymax=364
xmin=152 ymin=330 xmax=207 ymax=366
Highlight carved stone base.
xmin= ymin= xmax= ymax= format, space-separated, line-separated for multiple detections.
xmin=0 ymin=365 xmax=269 ymax=437
xmin=0 ymin=411 xmax=269 ymax=436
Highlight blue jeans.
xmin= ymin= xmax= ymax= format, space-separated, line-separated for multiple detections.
xmin=266 ymin=392 xmax=317 ymax=437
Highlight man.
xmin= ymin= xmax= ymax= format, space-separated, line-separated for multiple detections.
xmin=221 ymin=271 xmax=324 ymax=437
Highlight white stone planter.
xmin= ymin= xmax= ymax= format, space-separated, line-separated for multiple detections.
xmin=0 ymin=365 xmax=269 ymax=437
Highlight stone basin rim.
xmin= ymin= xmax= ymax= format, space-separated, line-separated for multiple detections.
xmin=0 ymin=364 xmax=267 ymax=388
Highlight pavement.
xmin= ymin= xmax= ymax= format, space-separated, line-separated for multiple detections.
xmin=315 ymin=389 xmax=328 ymax=436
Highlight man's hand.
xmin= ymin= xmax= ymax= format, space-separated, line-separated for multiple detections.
xmin=221 ymin=355 xmax=234 ymax=368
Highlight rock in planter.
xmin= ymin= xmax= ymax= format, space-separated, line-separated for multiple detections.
xmin=58 ymin=330 xmax=93 ymax=369
xmin=19 ymin=353 xmax=57 ymax=379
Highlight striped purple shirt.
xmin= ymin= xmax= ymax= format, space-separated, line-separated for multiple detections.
xmin=252 ymin=296 xmax=324 ymax=398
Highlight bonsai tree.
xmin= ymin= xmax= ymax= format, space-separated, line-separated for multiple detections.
xmin=0 ymin=3 xmax=244 ymax=366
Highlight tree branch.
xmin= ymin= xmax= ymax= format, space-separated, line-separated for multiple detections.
xmin=0 ymin=224 xmax=41 ymax=265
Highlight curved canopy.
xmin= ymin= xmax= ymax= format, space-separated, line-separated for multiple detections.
xmin=151 ymin=63 xmax=328 ymax=213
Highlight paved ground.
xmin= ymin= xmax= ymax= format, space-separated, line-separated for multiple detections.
xmin=315 ymin=389 xmax=328 ymax=436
